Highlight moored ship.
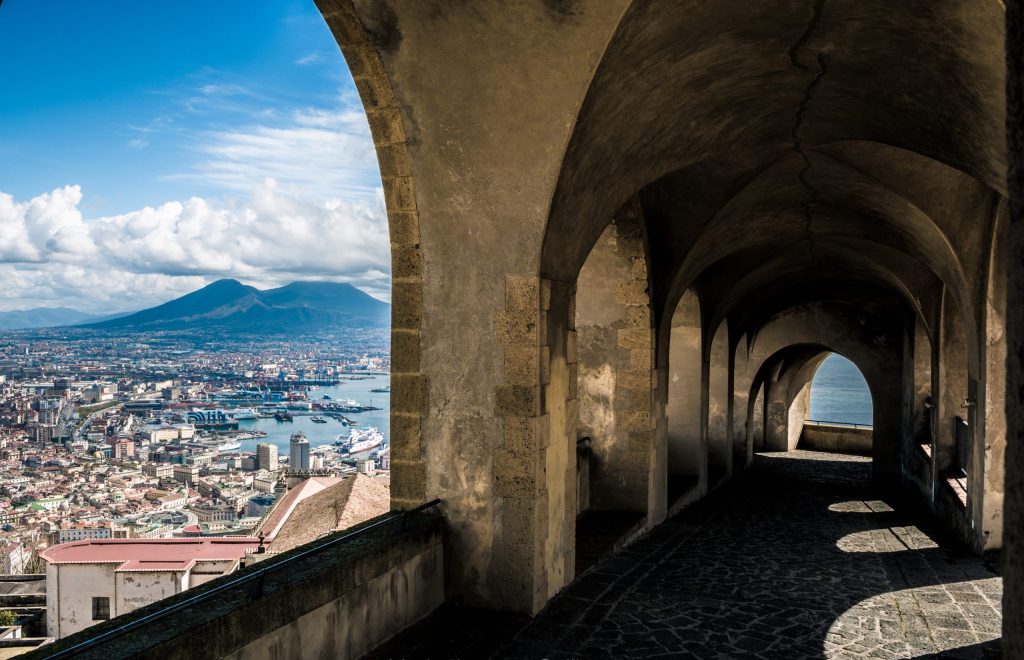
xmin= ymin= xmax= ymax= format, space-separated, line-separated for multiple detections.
xmin=336 ymin=427 xmax=384 ymax=454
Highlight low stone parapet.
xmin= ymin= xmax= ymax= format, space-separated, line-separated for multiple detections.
xmin=798 ymin=421 xmax=873 ymax=456
xmin=22 ymin=506 xmax=445 ymax=660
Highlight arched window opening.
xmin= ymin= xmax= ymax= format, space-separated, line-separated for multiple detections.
xmin=798 ymin=354 xmax=874 ymax=457
xmin=808 ymin=354 xmax=873 ymax=427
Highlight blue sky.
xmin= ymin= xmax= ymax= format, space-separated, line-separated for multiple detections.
xmin=0 ymin=1 xmax=388 ymax=312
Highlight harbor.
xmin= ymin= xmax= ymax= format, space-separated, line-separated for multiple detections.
xmin=231 ymin=375 xmax=390 ymax=457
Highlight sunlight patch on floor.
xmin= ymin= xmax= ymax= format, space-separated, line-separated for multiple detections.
xmin=826 ymin=578 xmax=1002 ymax=658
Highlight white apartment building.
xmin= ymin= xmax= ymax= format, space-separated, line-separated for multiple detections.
xmin=41 ymin=538 xmax=259 ymax=638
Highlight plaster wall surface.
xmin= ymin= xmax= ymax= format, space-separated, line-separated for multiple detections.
xmin=46 ymin=563 xmax=115 ymax=639
xmin=115 ymin=572 xmax=180 ymax=617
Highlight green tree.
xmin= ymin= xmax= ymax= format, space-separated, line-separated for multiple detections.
xmin=0 ymin=610 xmax=16 ymax=627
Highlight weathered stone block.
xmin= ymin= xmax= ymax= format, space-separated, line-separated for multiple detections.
xmin=495 ymin=471 xmax=538 ymax=498
xmin=501 ymin=497 xmax=539 ymax=542
xmin=391 ymin=245 xmax=423 ymax=280
xmin=540 ymin=349 xmax=551 ymax=385
xmin=615 ymin=280 xmax=649 ymax=306
xmin=391 ymin=460 xmax=427 ymax=501
xmin=503 ymin=417 xmax=540 ymax=458
xmin=392 ymin=374 xmax=426 ymax=415
xmin=621 ymin=411 xmax=652 ymax=432
xmin=540 ymin=279 xmax=552 ymax=311
xmin=391 ymin=329 xmax=420 ymax=372
xmin=504 ymin=344 xmax=540 ymax=386
xmin=391 ymin=281 xmax=422 ymax=330
xmin=494 ymin=309 xmax=539 ymax=346
xmin=365 ymin=106 xmax=406 ymax=145
xmin=628 ymin=429 xmax=655 ymax=452
xmin=618 ymin=368 xmax=651 ymax=392
xmin=388 ymin=210 xmax=419 ymax=246
xmin=376 ymin=142 xmax=413 ymax=178
xmin=625 ymin=306 xmax=648 ymax=328
xmin=390 ymin=413 xmax=422 ymax=461
xmin=505 ymin=275 xmax=539 ymax=312
xmin=566 ymin=330 xmax=578 ymax=363
xmin=496 ymin=385 xmax=540 ymax=417
xmin=630 ymin=257 xmax=648 ymax=281
xmin=617 ymin=327 xmax=652 ymax=350
xmin=353 ymin=75 xmax=398 ymax=111
xmin=383 ymin=176 xmax=416 ymax=212
xmin=629 ymin=348 xmax=653 ymax=370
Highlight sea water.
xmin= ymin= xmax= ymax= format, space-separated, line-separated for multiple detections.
xmin=808 ymin=354 xmax=873 ymax=426
xmin=233 ymin=374 xmax=390 ymax=454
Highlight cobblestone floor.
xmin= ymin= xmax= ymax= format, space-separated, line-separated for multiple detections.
xmin=371 ymin=451 xmax=1003 ymax=659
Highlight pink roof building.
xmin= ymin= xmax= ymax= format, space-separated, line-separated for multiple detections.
xmin=40 ymin=538 xmax=259 ymax=639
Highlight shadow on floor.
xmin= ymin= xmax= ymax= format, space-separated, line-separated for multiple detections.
xmin=367 ymin=452 xmax=1003 ymax=659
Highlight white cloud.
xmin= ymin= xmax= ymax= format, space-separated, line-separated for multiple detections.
xmin=165 ymin=104 xmax=381 ymax=204
xmin=296 ymin=52 xmax=325 ymax=66
xmin=127 ymin=138 xmax=149 ymax=149
xmin=0 ymin=181 xmax=391 ymax=314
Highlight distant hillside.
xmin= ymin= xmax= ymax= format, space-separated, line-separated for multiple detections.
xmin=81 ymin=279 xmax=390 ymax=333
xmin=0 ymin=307 xmax=110 ymax=330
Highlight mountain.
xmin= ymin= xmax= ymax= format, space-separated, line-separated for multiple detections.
xmin=81 ymin=279 xmax=390 ymax=333
xmin=0 ymin=307 xmax=111 ymax=330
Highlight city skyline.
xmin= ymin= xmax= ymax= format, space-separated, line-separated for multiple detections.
xmin=0 ymin=1 xmax=389 ymax=313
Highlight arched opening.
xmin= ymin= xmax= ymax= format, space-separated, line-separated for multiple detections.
xmin=808 ymin=354 xmax=873 ymax=426
xmin=801 ymin=353 xmax=875 ymax=456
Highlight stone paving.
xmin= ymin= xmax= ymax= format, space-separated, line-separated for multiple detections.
xmin=497 ymin=451 xmax=1002 ymax=659
xmin=369 ymin=451 xmax=1002 ymax=659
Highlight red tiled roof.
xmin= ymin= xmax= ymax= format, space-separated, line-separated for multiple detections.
xmin=39 ymin=538 xmax=258 ymax=571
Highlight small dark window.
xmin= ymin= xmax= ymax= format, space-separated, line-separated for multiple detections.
xmin=92 ymin=596 xmax=110 ymax=620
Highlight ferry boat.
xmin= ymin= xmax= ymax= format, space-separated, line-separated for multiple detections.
xmin=370 ymin=385 xmax=391 ymax=393
xmin=311 ymin=416 xmax=327 ymax=424
xmin=336 ymin=427 xmax=384 ymax=454
xmin=216 ymin=440 xmax=242 ymax=452
xmin=274 ymin=411 xmax=293 ymax=422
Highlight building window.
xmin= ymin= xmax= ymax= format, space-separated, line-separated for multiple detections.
xmin=92 ymin=596 xmax=110 ymax=620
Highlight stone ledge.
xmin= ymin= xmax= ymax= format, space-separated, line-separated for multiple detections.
xmin=23 ymin=511 xmax=445 ymax=660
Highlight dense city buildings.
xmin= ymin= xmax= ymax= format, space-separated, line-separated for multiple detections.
xmin=0 ymin=328 xmax=392 ymax=639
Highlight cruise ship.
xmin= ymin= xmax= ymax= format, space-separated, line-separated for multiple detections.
xmin=336 ymin=427 xmax=384 ymax=455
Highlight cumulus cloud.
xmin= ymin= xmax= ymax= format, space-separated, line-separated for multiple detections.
xmin=0 ymin=181 xmax=390 ymax=313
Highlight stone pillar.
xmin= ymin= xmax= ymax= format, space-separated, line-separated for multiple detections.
xmin=937 ymin=290 xmax=969 ymax=476
xmin=1004 ymin=1 xmax=1024 ymax=649
xmin=750 ymin=384 xmax=766 ymax=453
xmin=732 ymin=334 xmax=751 ymax=470
xmin=707 ymin=322 xmax=732 ymax=479
xmin=982 ymin=206 xmax=1008 ymax=550
xmin=763 ymin=370 xmax=789 ymax=453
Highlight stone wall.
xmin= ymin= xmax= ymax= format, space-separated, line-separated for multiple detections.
xmin=799 ymin=424 xmax=873 ymax=455
xmin=21 ymin=512 xmax=444 ymax=660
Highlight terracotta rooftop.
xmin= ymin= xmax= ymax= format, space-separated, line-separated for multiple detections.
xmin=39 ymin=538 xmax=258 ymax=572
xmin=258 ymin=476 xmax=342 ymax=539
xmin=270 ymin=474 xmax=389 ymax=554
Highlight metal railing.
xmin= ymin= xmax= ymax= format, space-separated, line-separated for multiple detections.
xmin=803 ymin=419 xmax=874 ymax=430
xmin=43 ymin=499 xmax=442 ymax=660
